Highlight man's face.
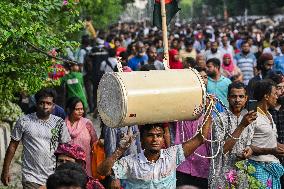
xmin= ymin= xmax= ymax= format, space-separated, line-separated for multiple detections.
xmin=263 ymin=60 xmax=274 ymax=71
xmin=186 ymin=45 xmax=193 ymax=52
xmin=211 ymin=42 xmax=218 ymax=53
xmin=206 ymin=62 xmax=217 ymax=77
xmin=228 ymin=88 xmax=247 ymax=113
xmin=148 ymin=48 xmax=157 ymax=61
xmin=277 ymin=82 xmax=284 ymax=105
xmin=276 ymin=82 xmax=284 ymax=97
xmin=136 ymin=44 xmax=145 ymax=57
xmin=196 ymin=55 xmax=206 ymax=68
xmin=114 ymin=40 xmax=121 ymax=48
xmin=36 ymin=97 xmax=54 ymax=117
xmin=142 ymin=127 xmax=164 ymax=153
xmin=241 ymin=43 xmax=250 ymax=53
xmin=57 ymin=155 xmax=76 ymax=168
xmin=267 ymin=86 xmax=278 ymax=108
xmin=221 ymin=36 xmax=228 ymax=46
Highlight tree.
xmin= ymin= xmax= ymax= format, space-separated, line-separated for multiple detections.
xmin=0 ymin=0 xmax=82 ymax=103
xmin=78 ymin=0 xmax=135 ymax=29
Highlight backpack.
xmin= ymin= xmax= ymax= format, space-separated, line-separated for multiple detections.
xmin=104 ymin=58 xmax=118 ymax=73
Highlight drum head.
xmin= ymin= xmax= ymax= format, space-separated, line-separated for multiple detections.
xmin=97 ymin=73 xmax=127 ymax=127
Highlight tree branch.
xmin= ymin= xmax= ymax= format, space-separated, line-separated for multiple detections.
xmin=24 ymin=40 xmax=79 ymax=65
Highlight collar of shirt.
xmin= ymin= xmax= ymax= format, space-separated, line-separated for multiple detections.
xmin=138 ymin=150 xmax=166 ymax=163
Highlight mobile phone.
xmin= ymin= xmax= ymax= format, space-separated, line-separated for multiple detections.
xmin=247 ymin=100 xmax=258 ymax=112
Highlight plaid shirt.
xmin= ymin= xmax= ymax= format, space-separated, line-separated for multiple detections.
xmin=269 ymin=107 xmax=284 ymax=164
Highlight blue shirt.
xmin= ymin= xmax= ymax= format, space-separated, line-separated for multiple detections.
xmin=128 ymin=55 xmax=148 ymax=71
xmin=234 ymin=53 xmax=256 ymax=85
xmin=207 ymin=76 xmax=232 ymax=107
xmin=273 ymin=55 xmax=284 ymax=74
xmin=112 ymin=145 xmax=185 ymax=189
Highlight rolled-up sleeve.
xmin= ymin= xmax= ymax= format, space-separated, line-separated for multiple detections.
xmin=59 ymin=121 xmax=71 ymax=143
xmin=175 ymin=144 xmax=186 ymax=166
xmin=112 ymin=157 xmax=129 ymax=179
xmin=11 ymin=118 xmax=25 ymax=141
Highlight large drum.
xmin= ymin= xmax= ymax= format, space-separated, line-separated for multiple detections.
xmin=98 ymin=69 xmax=206 ymax=128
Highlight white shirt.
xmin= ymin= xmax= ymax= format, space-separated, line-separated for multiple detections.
xmin=112 ymin=145 xmax=185 ymax=189
xmin=250 ymin=112 xmax=280 ymax=163
xmin=263 ymin=47 xmax=279 ymax=57
xmin=219 ymin=45 xmax=234 ymax=58
xmin=204 ymin=49 xmax=223 ymax=62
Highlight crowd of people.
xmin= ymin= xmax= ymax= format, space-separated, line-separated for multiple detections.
xmin=1 ymin=19 xmax=284 ymax=189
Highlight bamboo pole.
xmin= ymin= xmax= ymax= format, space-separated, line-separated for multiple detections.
xmin=160 ymin=0 xmax=170 ymax=69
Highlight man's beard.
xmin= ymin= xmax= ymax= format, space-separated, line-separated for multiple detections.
xmin=148 ymin=57 xmax=155 ymax=63
xmin=207 ymin=71 xmax=216 ymax=78
xmin=211 ymin=48 xmax=217 ymax=53
xmin=277 ymin=96 xmax=284 ymax=106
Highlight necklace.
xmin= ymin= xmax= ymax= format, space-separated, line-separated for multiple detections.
xmin=257 ymin=107 xmax=273 ymax=126
xmin=257 ymin=107 xmax=267 ymax=115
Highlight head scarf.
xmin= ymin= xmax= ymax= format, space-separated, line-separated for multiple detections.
xmin=169 ymin=49 xmax=183 ymax=69
xmin=222 ymin=53 xmax=234 ymax=73
xmin=55 ymin=143 xmax=86 ymax=164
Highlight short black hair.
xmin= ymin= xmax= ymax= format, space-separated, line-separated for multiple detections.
xmin=271 ymin=40 xmax=278 ymax=47
xmin=227 ymin=82 xmax=247 ymax=96
xmin=108 ymin=48 xmax=116 ymax=57
xmin=46 ymin=170 xmax=87 ymax=189
xmin=266 ymin=71 xmax=283 ymax=85
xmin=241 ymin=40 xmax=249 ymax=47
xmin=253 ymin=80 xmax=276 ymax=101
xmin=56 ymin=162 xmax=86 ymax=174
xmin=206 ymin=58 xmax=220 ymax=68
xmin=185 ymin=57 xmax=196 ymax=68
xmin=194 ymin=66 xmax=207 ymax=73
xmin=35 ymin=88 xmax=57 ymax=103
xmin=139 ymin=123 xmax=164 ymax=139
xmin=184 ymin=38 xmax=194 ymax=47
xmin=66 ymin=97 xmax=85 ymax=116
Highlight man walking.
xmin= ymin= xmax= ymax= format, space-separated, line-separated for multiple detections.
xmin=1 ymin=88 xmax=71 ymax=188
xmin=206 ymin=58 xmax=232 ymax=107
xmin=234 ymin=41 xmax=257 ymax=85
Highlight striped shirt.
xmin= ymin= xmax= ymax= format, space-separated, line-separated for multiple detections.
xmin=11 ymin=113 xmax=71 ymax=185
xmin=234 ymin=52 xmax=256 ymax=85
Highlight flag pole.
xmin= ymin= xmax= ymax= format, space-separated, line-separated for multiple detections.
xmin=160 ymin=0 xmax=170 ymax=69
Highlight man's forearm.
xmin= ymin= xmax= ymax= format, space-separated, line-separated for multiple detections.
xmin=223 ymin=125 xmax=246 ymax=154
xmin=2 ymin=140 xmax=19 ymax=174
xmin=97 ymin=147 xmax=125 ymax=176
xmin=250 ymin=146 xmax=275 ymax=156
xmin=182 ymin=116 xmax=212 ymax=157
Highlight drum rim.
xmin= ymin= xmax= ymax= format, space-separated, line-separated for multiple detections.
xmin=98 ymin=73 xmax=128 ymax=127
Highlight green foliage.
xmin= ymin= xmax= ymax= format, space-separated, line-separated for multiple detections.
xmin=0 ymin=101 xmax=23 ymax=123
xmin=78 ymin=0 xmax=134 ymax=29
xmin=0 ymin=0 xmax=82 ymax=103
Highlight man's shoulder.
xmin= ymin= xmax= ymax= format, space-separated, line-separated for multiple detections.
xmin=220 ymin=76 xmax=232 ymax=83
xmin=17 ymin=113 xmax=35 ymax=123
xmin=49 ymin=114 xmax=65 ymax=122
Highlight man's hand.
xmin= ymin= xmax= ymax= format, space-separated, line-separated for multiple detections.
xmin=110 ymin=178 xmax=121 ymax=189
xmin=239 ymin=111 xmax=257 ymax=128
xmin=1 ymin=170 xmax=11 ymax=186
xmin=119 ymin=127 xmax=138 ymax=150
xmin=273 ymin=144 xmax=284 ymax=157
xmin=242 ymin=146 xmax=253 ymax=159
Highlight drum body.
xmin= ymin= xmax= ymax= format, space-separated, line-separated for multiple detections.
xmin=98 ymin=69 xmax=206 ymax=128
